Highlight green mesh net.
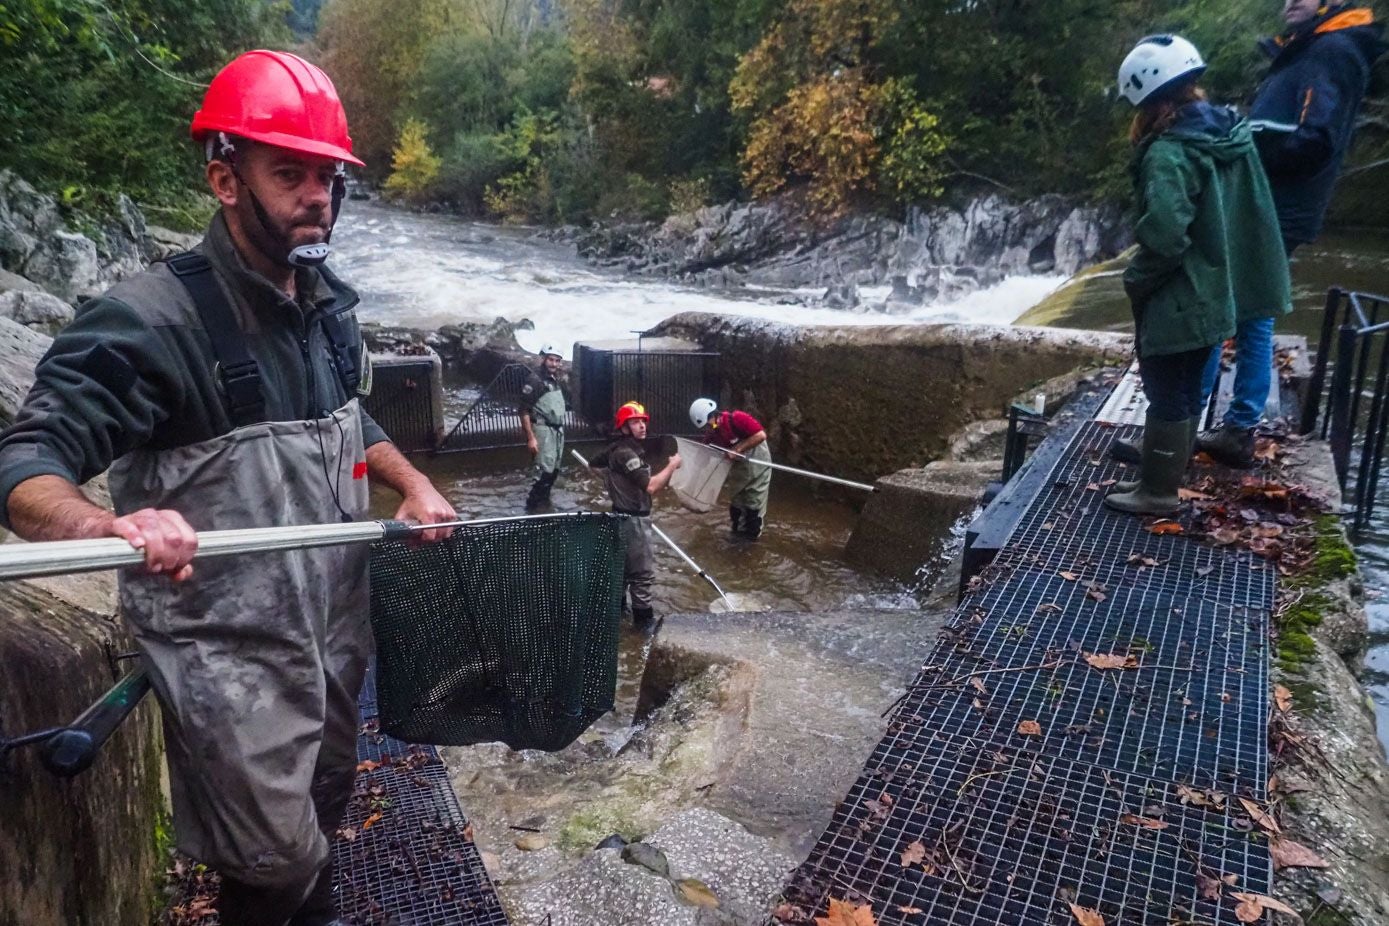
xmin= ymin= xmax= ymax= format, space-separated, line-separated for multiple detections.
xmin=368 ymin=513 xmax=627 ymax=752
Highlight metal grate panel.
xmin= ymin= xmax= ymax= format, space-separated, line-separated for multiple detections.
xmin=364 ymin=357 xmax=444 ymax=453
xmin=899 ymin=572 xmax=1268 ymax=794
xmin=438 ymin=363 xmax=593 ymax=452
xmin=783 ymin=733 xmax=1270 ymax=926
xmin=333 ymin=662 xmax=509 ymax=925
xmin=775 ymin=383 xmax=1277 ymax=926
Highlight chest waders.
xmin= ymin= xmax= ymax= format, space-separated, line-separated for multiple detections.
xmin=525 ymin=380 xmax=566 ymax=511
xmin=726 ymin=441 xmax=772 ymax=539
xmin=111 ymin=253 xmax=370 ymax=923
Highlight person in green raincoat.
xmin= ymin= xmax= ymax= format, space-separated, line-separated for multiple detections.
xmin=1106 ymin=34 xmax=1292 ymax=516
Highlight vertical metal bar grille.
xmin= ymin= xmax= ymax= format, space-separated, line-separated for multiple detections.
xmin=437 ymin=363 xmax=593 ymax=452
xmin=363 ymin=359 xmax=442 ymax=453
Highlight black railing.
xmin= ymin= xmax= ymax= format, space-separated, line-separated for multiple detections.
xmin=1301 ymin=288 xmax=1389 ymax=536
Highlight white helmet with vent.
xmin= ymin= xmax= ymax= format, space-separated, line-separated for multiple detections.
xmin=689 ymin=398 xmax=718 ymax=429
xmin=1118 ymin=35 xmax=1206 ymax=106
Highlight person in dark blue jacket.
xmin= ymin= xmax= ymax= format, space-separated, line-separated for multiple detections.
xmin=1196 ymin=1 xmax=1386 ymax=467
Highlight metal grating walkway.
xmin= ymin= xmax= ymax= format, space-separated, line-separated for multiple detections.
xmin=776 ymin=412 xmax=1275 ymax=925
xmin=335 ymin=663 xmax=508 ymax=925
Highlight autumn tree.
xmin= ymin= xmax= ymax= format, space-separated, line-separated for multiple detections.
xmin=384 ymin=118 xmax=443 ymax=202
xmin=731 ymin=0 xmax=949 ymax=215
xmin=314 ymin=0 xmax=458 ymax=176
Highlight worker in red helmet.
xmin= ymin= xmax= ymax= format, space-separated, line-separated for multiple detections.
xmin=0 ymin=51 xmax=456 ymax=925
xmin=591 ymin=402 xmax=681 ymax=627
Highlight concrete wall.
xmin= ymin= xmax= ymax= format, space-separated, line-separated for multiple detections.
xmin=0 ymin=315 xmax=164 ymax=926
xmin=651 ymin=313 xmax=1131 ymax=484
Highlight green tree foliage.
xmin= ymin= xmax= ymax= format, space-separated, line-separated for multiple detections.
xmin=0 ymin=0 xmax=287 ymax=221
xmin=384 ymin=117 xmax=443 ymax=202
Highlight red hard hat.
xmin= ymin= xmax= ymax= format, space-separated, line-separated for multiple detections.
xmin=191 ymin=50 xmax=365 ymax=167
xmin=614 ymin=401 xmax=650 ymax=430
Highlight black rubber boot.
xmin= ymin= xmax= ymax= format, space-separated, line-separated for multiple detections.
xmin=525 ymin=471 xmax=558 ymax=511
xmin=728 ymin=506 xmax=744 ymax=534
xmin=1104 ymin=417 xmax=1191 ymax=515
xmin=740 ymin=510 xmax=764 ymax=540
xmin=219 ymin=875 xmax=314 ymax=926
xmin=632 ymin=606 xmax=656 ymax=630
xmin=1196 ymin=424 xmax=1255 ymax=468
xmin=287 ymin=860 xmax=337 ymax=926
xmin=1109 ymin=434 xmax=1142 ymax=464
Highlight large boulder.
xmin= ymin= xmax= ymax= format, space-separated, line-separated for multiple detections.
xmin=0 ymin=171 xmax=154 ymax=302
xmin=0 ymin=288 xmax=75 ymax=335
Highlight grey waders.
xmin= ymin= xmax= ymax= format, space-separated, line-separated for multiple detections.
xmin=1104 ymin=416 xmax=1193 ymax=515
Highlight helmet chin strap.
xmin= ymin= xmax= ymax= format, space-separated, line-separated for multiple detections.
xmin=214 ymin=133 xmax=345 ymax=269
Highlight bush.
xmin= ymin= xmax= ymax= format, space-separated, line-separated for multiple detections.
xmin=384 ymin=119 xmax=443 ymax=203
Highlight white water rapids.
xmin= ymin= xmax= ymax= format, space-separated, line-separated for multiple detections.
xmin=331 ymin=200 xmax=1064 ymax=355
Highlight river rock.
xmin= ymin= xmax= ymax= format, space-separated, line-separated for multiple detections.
xmin=573 ymin=192 xmax=1129 ymax=301
xmin=0 ymin=289 xmax=75 ymax=334
xmin=0 ymin=268 xmax=41 ymax=295
xmin=0 ymin=317 xmax=51 ymax=424
xmin=510 ymin=809 xmax=794 ymax=926
xmin=0 ymin=171 xmax=156 ymax=302
xmin=143 ymin=224 xmax=203 ymax=261
xmin=621 ymin=841 xmax=671 ymax=878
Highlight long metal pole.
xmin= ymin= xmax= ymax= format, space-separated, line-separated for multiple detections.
xmin=648 ymin=522 xmax=735 ymax=611
xmin=572 ymin=449 xmax=735 ymax=610
xmin=686 ymin=440 xmax=879 ymax=493
xmin=0 ymin=512 xmax=594 ymax=583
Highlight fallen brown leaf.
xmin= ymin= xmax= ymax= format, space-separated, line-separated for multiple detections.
xmin=1017 ymin=720 xmax=1042 ymax=737
xmin=1178 ymin=487 xmax=1212 ymax=501
xmin=1195 ymin=871 xmax=1223 ymax=901
xmin=1068 ymin=903 xmax=1105 ymax=926
xmin=1274 ymin=685 xmax=1293 ymax=713
xmin=1119 ymin=813 xmax=1169 ymax=830
xmin=1059 ymin=570 xmax=1079 ymax=581
xmin=815 ymin=898 xmax=877 ymax=926
xmin=1231 ymin=891 xmax=1300 ymax=923
xmin=675 ymin=878 xmax=720 ymax=908
xmin=1085 ymin=653 xmax=1137 ymax=670
xmin=362 ymin=811 xmax=383 ymax=830
xmin=1269 ymin=837 xmax=1328 ymax=871
xmin=355 ymin=759 xmax=381 ymax=773
xmin=900 ymin=839 xmax=926 ymax=867
xmin=1147 ymin=520 xmax=1184 ymax=535
xmin=1238 ymin=798 xmax=1282 ymax=835
xmin=970 ymin=678 xmax=989 ymax=696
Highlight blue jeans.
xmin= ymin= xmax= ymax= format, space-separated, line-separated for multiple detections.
xmin=1199 ymin=315 xmax=1275 ymax=430
xmin=1141 ymin=348 xmax=1210 ymax=423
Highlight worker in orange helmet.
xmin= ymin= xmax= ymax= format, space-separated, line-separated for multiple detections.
xmin=591 ymin=401 xmax=681 ymax=628
xmin=0 ymin=51 xmax=456 ymax=925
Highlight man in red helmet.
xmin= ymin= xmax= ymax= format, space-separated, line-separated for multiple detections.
xmin=0 ymin=51 xmax=455 ymax=925
xmin=591 ymin=401 xmax=680 ymax=627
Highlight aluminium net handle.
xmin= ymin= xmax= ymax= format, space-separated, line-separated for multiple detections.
xmin=690 ymin=442 xmax=879 ymax=493
xmin=0 ymin=520 xmax=402 ymax=583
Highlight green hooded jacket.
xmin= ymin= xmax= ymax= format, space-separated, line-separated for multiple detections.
xmin=1123 ymin=101 xmax=1292 ymax=358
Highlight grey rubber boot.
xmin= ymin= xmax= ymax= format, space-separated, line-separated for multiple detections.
xmin=1104 ymin=417 xmax=1192 ymax=515
xmin=1114 ymin=418 xmax=1198 ymax=493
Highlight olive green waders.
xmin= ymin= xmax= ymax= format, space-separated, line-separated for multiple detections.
xmin=726 ymin=442 xmax=772 ymax=538
xmin=526 ymin=385 xmax=566 ymax=510
xmin=110 ymin=401 xmax=372 ymax=925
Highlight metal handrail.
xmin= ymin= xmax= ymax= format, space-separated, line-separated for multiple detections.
xmin=1301 ymin=288 xmax=1389 ymax=537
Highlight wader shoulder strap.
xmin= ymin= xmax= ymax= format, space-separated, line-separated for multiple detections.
xmin=166 ymin=252 xmax=266 ymax=427
xmin=318 ymin=313 xmax=362 ymax=395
